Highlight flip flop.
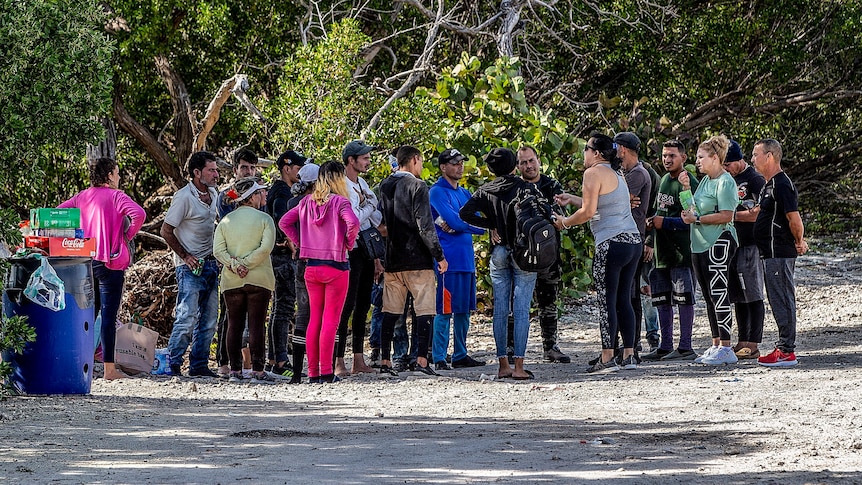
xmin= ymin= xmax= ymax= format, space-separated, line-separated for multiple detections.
xmin=512 ymin=369 xmax=535 ymax=380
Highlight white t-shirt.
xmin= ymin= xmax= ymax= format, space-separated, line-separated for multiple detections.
xmin=163 ymin=183 xmax=219 ymax=267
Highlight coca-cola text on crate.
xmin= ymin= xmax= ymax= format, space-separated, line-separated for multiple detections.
xmin=48 ymin=237 xmax=96 ymax=257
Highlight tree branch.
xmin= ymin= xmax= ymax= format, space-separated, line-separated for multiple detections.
xmin=113 ymin=88 xmax=184 ymax=190
xmin=362 ymin=0 xmax=444 ymax=138
xmin=154 ymin=56 xmax=196 ymax=170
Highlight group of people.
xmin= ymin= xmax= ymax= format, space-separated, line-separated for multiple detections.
xmin=62 ymin=131 xmax=807 ymax=383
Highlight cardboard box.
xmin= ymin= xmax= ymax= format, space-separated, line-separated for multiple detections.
xmin=30 ymin=208 xmax=81 ymax=229
xmin=48 ymin=237 xmax=96 ymax=257
xmin=24 ymin=236 xmax=50 ymax=251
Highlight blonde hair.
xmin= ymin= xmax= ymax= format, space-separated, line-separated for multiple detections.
xmin=699 ymin=135 xmax=730 ymax=164
xmin=311 ymin=161 xmax=350 ymax=205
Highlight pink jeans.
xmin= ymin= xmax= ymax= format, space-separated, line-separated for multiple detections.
xmin=304 ymin=264 xmax=350 ymax=377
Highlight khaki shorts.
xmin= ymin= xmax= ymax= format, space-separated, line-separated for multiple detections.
xmin=382 ymin=270 xmax=437 ymax=316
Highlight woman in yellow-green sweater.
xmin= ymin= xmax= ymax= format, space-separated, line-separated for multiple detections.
xmin=214 ymin=177 xmax=276 ymax=383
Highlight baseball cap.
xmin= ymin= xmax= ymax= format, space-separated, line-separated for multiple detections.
xmin=613 ymin=132 xmax=641 ymax=151
xmin=342 ymin=140 xmax=375 ymax=161
xmin=298 ymin=163 xmax=320 ymax=182
xmin=276 ymin=150 xmax=310 ymax=170
xmin=438 ymin=148 xmax=466 ymax=165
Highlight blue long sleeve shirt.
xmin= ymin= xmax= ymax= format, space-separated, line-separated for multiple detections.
xmin=429 ymin=177 xmax=485 ymax=273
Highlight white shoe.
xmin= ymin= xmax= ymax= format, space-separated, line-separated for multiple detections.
xmin=702 ymin=346 xmax=739 ymax=365
xmin=694 ymin=346 xmax=718 ymax=364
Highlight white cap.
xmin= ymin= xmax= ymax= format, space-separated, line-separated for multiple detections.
xmin=298 ymin=163 xmax=320 ymax=182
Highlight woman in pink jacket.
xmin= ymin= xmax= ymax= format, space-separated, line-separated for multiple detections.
xmin=280 ymin=161 xmax=359 ymax=383
xmin=59 ymin=157 xmax=146 ymax=380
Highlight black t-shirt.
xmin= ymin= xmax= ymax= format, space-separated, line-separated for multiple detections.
xmin=733 ymin=166 xmax=765 ymax=246
xmin=754 ymin=171 xmax=798 ymax=258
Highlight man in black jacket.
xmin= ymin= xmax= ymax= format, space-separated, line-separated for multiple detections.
xmin=515 ymin=146 xmax=571 ymax=363
xmin=377 ymin=145 xmax=448 ymax=376
xmin=460 ymin=148 xmax=537 ymax=380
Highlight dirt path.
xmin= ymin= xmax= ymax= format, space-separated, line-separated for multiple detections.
xmin=1 ymin=252 xmax=861 ymax=484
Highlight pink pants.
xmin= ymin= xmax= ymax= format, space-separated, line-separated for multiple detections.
xmin=304 ymin=265 xmax=350 ymax=378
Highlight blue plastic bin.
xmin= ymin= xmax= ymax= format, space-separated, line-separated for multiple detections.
xmin=2 ymin=257 xmax=95 ymax=394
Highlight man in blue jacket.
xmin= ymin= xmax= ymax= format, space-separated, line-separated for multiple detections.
xmin=429 ymin=149 xmax=487 ymax=370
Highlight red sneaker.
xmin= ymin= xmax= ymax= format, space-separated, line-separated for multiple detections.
xmin=757 ymin=348 xmax=798 ymax=367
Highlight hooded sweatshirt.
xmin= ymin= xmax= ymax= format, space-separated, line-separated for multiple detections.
xmin=279 ymin=194 xmax=359 ymax=263
xmin=459 ymin=174 xmax=526 ymax=249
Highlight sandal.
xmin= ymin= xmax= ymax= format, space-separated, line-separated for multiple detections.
xmin=512 ymin=370 xmax=535 ymax=380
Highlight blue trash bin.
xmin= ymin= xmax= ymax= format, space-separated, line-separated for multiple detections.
xmin=2 ymin=257 xmax=95 ymax=394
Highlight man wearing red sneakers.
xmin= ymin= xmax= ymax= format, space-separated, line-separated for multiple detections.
xmin=751 ymin=139 xmax=809 ymax=367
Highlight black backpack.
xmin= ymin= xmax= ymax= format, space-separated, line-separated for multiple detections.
xmin=510 ymin=184 xmax=559 ymax=272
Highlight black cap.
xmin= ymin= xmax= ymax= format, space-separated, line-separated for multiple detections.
xmin=485 ymin=148 xmax=517 ymax=176
xmin=276 ymin=150 xmax=309 ymax=170
xmin=342 ymin=140 xmax=375 ymax=161
xmin=613 ymin=132 xmax=641 ymax=151
xmin=438 ymin=148 xmax=466 ymax=166
xmin=726 ymin=140 xmax=744 ymax=163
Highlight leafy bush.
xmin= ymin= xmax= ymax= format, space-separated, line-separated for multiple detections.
xmin=417 ymin=54 xmax=595 ymax=303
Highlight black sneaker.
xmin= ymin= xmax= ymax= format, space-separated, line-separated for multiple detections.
xmin=392 ymin=359 xmax=408 ymax=373
xmin=641 ymin=348 xmax=672 ymax=361
xmin=379 ymin=365 xmax=398 ymax=376
xmin=369 ymin=348 xmax=381 ymax=368
xmin=506 ymin=346 xmax=515 ymax=365
xmin=169 ymin=364 xmax=182 ymax=376
xmin=647 ymin=335 xmax=660 ymax=351
xmin=189 ymin=367 xmax=219 ymax=378
xmin=318 ymin=374 xmax=341 ymax=383
xmin=588 ymin=348 xmax=622 ymax=366
xmin=543 ymin=345 xmax=572 ymax=363
xmin=435 ymin=361 xmax=451 ymax=371
xmin=451 ymin=356 xmax=486 ymax=368
xmin=414 ymin=363 xmax=439 ymax=376
xmin=271 ymin=364 xmax=294 ymax=379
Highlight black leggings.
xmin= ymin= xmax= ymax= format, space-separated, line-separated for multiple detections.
xmin=691 ymin=233 xmax=737 ymax=341
xmin=593 ymin=235 xmax=641 ymax=350
xmin=336 ymin=248 xmax=374 ymax=358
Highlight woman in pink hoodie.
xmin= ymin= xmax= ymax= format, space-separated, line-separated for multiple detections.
xmin=59 ymin=157 xmax=145 ymax=380
xmin=280 ymin=161 xmax=359 ymax=383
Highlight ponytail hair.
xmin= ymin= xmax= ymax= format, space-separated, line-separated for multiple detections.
xmin=699 ymin=135 xmax=730 ymax=164
xmin=589 ymin=132 xmax=624 ymax=171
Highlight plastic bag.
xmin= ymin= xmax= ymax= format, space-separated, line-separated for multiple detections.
xmin=23 ymin=257 xmax=66 ymax=311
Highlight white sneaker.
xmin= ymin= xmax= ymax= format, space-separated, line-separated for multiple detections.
xmin=701 ymin=346 xmax=739 ymax=365
xmin=694 ymin=346 xmax=719 ymax=364
xmin=242 ymin=368 xmax=253 ymax=379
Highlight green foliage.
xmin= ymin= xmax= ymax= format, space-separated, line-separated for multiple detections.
xmin=418 ymin=54 xmax=594 ymax=301
xmin=267 ymin=19 xmax=379 ymax=161
xmin=0 ymin=0 xmax=113 ymax=214
xmin=0 ymin=313 xmax=36 ymax=398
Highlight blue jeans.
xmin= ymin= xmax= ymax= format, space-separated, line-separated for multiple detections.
xmin=433 ymin=313 xmax=469 ymax=363
xmin=369 ymin=282 xmax=408 ymax=359
xmin=92 ymin=261 xmax=125 ymax=364
xmin=168 ymin=260 xmax=220 ymax=370
xmin=490 ymin=245 xmax=537 ymax=359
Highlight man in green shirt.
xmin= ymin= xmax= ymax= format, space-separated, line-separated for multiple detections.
xmin=642 ymin=140 xmax=700 ymax=361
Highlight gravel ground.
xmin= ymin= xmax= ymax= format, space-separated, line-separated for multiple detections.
xmin=1 ymin=251 xmax=861 ymax=484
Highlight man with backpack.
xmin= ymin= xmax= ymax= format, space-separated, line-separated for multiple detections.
xmin=515 ymin=146 xmax=571 ymax=363
xmin=460 ymin=148 xmax=538 ymax=380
